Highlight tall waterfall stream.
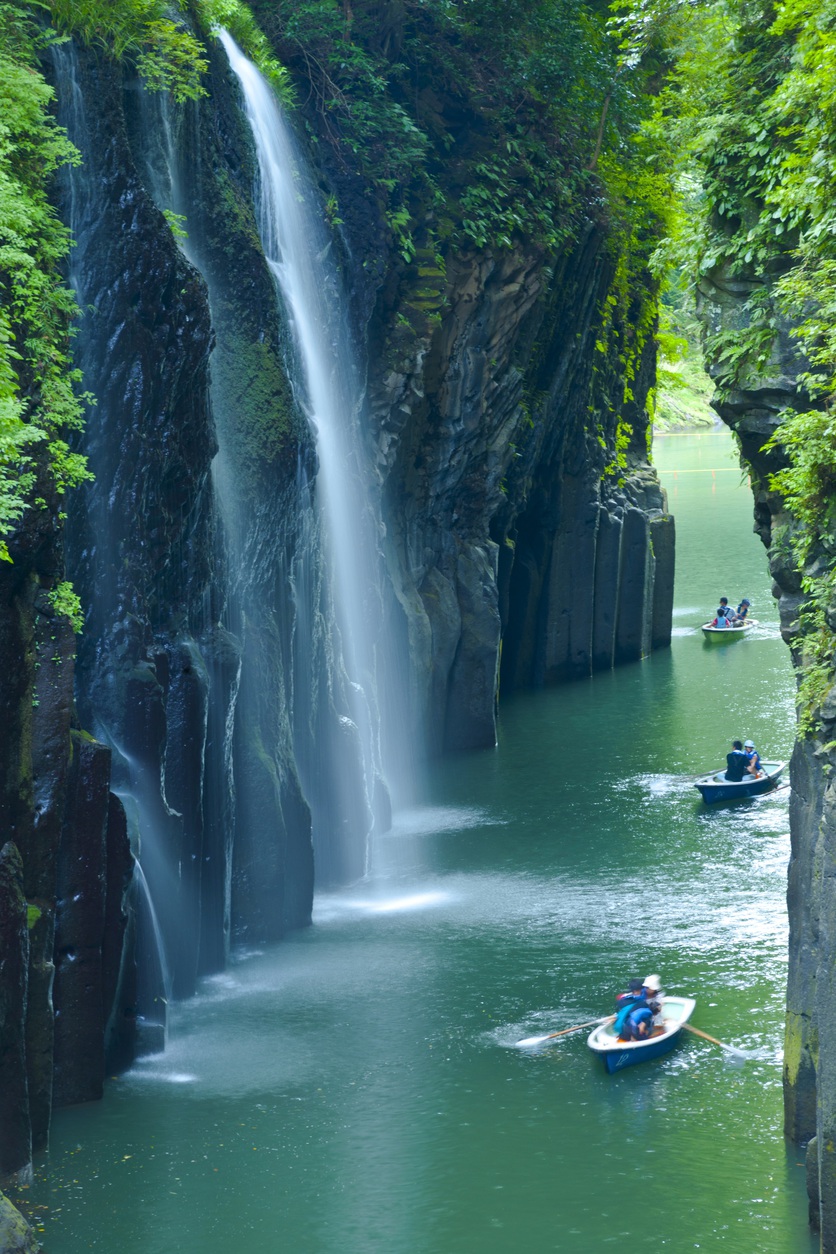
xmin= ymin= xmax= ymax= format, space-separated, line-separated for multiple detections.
xmin=218 ymin=30 xmax=404 ymax=867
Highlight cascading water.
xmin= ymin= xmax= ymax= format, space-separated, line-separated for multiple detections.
xmin=51 ymin=27 xmax=420 ymax=1036
xmin=130 ymin=859 xmax=171 ymax=1051
xmin=217 ymin=31 xmax=415 ymax=870
xmin=53 ymin=39 xmax=237 ymax=1009
xmin=126 ymin=59 xmax=378 ymax=888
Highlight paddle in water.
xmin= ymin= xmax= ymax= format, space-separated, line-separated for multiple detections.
xmin=516 ymin=1015 xmax=614 ymax=1048
xmin=682 ymin=1022 xmax=750 ymax=1058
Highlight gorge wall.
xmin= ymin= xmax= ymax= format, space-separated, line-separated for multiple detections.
xmin=699 ymin=263 xmax=836 ymax=1248
xmin=0 ymin=7 xmax=673 ymax=1195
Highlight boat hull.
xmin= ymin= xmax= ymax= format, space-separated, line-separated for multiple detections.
xmin=587 ymin=996 xmax=696 ymax=1073
xmin=601 ymin=1031 xmax=681 ymax=1074
xmin=693 ymin=760 xmax=785 ymax=803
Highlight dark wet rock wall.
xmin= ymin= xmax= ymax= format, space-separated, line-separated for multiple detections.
xmin=699 ymin=262 xmax=836 ymax=1249
xmin=365 ymin=234 xmax=674 ymax=752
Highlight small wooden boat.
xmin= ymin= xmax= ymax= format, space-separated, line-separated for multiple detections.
xmin=701 ymin=619 xmax=756 ymax=641
xmin=693 ymin=760 xmax=785 ymax=803
xmin=587 ymin=995 xmax=696 ymax=1073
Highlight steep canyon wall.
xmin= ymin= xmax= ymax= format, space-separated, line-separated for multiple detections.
xmin=0 ymin=26 xmax=673 ymax=1188
xmin=699 ymin=264 xmax=836 ymax=1248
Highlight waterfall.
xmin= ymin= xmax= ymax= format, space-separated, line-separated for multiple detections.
xmin=218 ymin=32 xmax=414 ymax=869
xmin=51 ymin=29 xmax=418 ymax=1030
xmin=131 ymin=859 xmax=172 ymax=1051
xmin=53 ymin=39 xmax=241 ymax=1006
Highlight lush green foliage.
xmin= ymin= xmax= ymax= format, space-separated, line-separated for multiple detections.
xmin=46 ymin=0 xmax=209 ymax=101
xmin=0 ymin=0 xmax=218 ymax=572
xmin=0 ymin=2 xmax=91 ymax=563
xmin=190 ymin=0 xmax=293 ymax=99
xmin=248 ymin=0 xmax=675 ymax=265
xmin=47 ymin=580 xmax=83 ymax=632
xmin=653 ymin=277 xmax=716 ymax=428
xmin=627 ymin=0 xmax=836 ymax=730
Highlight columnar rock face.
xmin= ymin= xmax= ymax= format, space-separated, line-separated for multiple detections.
xmin=699 ymin=263 xmax=836 ymax=1247
xmin=0 ymin=844 xmax=31 ymax=1181
xmin=363 ymin=225 xmax=674 ymax=753
xmin=0 ymin=478 xmax=134 ymax=1182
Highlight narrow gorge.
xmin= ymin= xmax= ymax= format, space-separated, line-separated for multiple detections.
xmin=4 ymin=0 xmax=836 ymax=1250
xmin=0 ymin=0 xmax=672 ymax=1216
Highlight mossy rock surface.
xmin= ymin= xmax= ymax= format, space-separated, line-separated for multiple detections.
xmin=0 ymin=1193 xmax=39 ymax=1254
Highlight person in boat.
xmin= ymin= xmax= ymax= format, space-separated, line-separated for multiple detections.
xmin=725 ymin=739 xmax=747 ymax=782
xmin=642 ymin=974 xmax=665 ymax=1031
xmin=614 ymin=976 xmax=664 ymax=1040
xmin=617 ymin=1000 xmax=653 ymax=1040
xmin=613 ymin=982 xmax=648 ymax=1039
xmin=733 ymin=598 xmax=751 ymax=623
xmin=615 ymin=978 xmax=645 ymax=1012
xmin=712 ymin=597 xmax=733 ymax=627
xmin=744 ymin=739 xmax=762 ymax=777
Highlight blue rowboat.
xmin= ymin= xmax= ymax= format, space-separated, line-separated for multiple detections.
xmin=587 ymin=995 xmax=696 ymax=1074
xmin=693 ymin=760 xmax=785 ymax=804
xmin=701 ymin=619 xmax=756 ymax=641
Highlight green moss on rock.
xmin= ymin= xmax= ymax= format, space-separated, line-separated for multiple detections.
xmin=0 ymin=1193 xmax=39 ymax=1254
xmin=211 ymin=330 xmax=299 ymax=478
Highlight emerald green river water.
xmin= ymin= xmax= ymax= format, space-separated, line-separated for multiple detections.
xmin=23 ymin=431 xmax=814 ymax=1252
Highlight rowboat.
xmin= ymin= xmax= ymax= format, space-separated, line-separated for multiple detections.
xmin=587 ymin=995 xmax=696 ymax=1073
xmin=693 ymin=760 xmax=785 ymax=803
xmin=701 ymin=619 xmax=756 ymax=641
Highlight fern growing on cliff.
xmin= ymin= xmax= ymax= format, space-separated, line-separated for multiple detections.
xmin=0 ymin=5 xmax=91 ymax=562
xmin=45 ymin=0 xmax=209 ymax=100
xmin=0 ymin=0 xmax=224 ymax=566
xmin=624 ymin=0 xmax=836 ymax=732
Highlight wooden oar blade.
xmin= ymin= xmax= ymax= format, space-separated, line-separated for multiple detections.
xmin=682 ymin=1021 xmax=749 ymax=1057
xmin=515 ymin=1015 xmax=613 ymax=1048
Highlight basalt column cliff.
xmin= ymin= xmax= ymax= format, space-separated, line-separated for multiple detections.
xmin=0 ymin=0 xmax=674 ymax=1196
xmin=688 ymin=3 xmax=836 ymax=1246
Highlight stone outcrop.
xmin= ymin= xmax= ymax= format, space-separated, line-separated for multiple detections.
xmin=52 ymin=732 xmax=133 ymax=1106
xmin=0 ymin=475 xmax=134 ymax=1182
xmin=0 ymin=845 xmax=31 ymax=1181
xmin=0 ymin=1192 xmax=39 ymax=1254
xmin=699 ymin=260 xmax=836 ymax=1248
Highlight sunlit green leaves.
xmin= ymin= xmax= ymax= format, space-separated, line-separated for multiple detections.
xmin=0 ymin=15 xmax=93 ymax=563
xmin=46 ymin=0 xmax=209 ymax=101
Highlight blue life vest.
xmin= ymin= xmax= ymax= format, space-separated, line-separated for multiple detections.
xmin=623 ymin=1006 xmax=653 ymax=1040
xmin=614 ymin=996 xmax=647 ymax=1036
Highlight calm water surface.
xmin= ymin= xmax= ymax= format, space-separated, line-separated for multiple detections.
xmin=25 ymin=432 xmax=814 ymax=1252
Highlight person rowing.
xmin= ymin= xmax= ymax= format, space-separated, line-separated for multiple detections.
xmin=613 ymin=974 xmax=664 ymax=1040
xmin=732 ymin=597 xmax=751 ymax=623
xmin=725 ymin=739 xmax=747 ymax=781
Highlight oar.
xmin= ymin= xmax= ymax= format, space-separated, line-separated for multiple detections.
xmin=516 ymin=1015 xmax=614 ymax=1048
xmin=682 ymin=1022 xmax=748 ymax=1058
